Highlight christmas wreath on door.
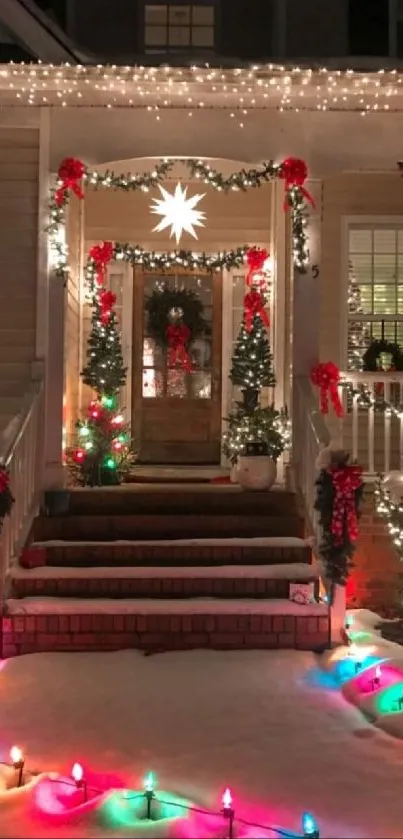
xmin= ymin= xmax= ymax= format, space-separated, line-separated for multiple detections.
xmin=145 ymin=287 xmax=208 ymax=371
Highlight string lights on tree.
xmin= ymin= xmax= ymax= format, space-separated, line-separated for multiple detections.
xmin=375 ymin=481 xmax=403 ymax=557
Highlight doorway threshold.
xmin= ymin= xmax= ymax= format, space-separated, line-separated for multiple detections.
xmin=126 ymin=465 xmax=230 ymax=484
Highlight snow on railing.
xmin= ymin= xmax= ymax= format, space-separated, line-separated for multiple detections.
xmin=341 ymin=371 xmax=403 ymax=475
xmin=0 ymin=378 xmax=44 ymax=602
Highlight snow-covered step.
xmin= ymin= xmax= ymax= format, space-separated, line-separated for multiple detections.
xmin=3 ymin=596 xmax=330 ymax=656
xmin=10 ymin=562 xmax=319 ymax=600
xmin=22 ymin=537 xmax=311 ymax=567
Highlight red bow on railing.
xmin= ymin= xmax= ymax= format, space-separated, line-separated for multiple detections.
xmin=89 ymin=241 xmax=114 ymax=288
xmin=311 ymin=361 xmax=344 ymax=418
xmin=166 ymin=323 xmax=192 ymax=372
xmin=0 ymin=467 xmax=9 ymax=494
xmin=100 ymin=290 xmax=116 ymax=325
xmin=55 ymin=157 xmax=85 ymax=206
xmin=245 ymin=246 xmax=269 ymax=286
xmin=244 ymin=290 xmax=270 ymax=332
xmin=329 ymin=465 xmax=363 ymax=545
xmin=280 ymin=157 xmax=315 ymax=212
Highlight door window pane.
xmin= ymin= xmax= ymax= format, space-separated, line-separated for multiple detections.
xmin=193 ymin=5 xmax=214 ymax=24
xmin=145 ymin=4 xmax=168 ymax=23
xmin=145 ymin=25 xmax=167 ymax=44
xmin=145 ymin=3 xmax=214 ymax=52
xmin=169 ymin=26 xmax=190 ymax=45
xmin=192 ymin=26 xmax=214 ymax=46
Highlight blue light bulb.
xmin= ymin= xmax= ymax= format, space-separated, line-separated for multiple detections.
xmin=302 ymin=812 xmax=319 ymax=838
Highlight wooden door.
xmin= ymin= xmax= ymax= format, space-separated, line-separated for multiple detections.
xmin=132 ymin=268 xmax=222 ymax=464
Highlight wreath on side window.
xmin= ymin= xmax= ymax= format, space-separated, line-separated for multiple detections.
xmin=362 ymin=339 xmax=403 ymax=372
xmin=145 ymin=287 xmax=208 ymax=350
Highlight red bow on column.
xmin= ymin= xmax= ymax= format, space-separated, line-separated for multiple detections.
xmin=244 ymin=290 xmax=270 ymax=332
xmin=328 ymin=465 xmax=363 ymax=545
xmin=311 ymin=361 xmax=344 ymax=418
xmin=245 ymin=246 xmax=269 ymax=286
xmin=100 ymin=290 xmax=116 ymax=325
xmin=55 ymin=157 xmax=85 ymax=206
xmin=89 ymin=241 xmax=114 ymax=288
xmin=280 ymin=157 xmax=315 ymax=211
xmin=166 ymin=323 xmax=192 ymax=372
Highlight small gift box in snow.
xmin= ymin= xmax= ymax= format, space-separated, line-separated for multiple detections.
xmin=289 ymin=582 xmax=315 ymax=605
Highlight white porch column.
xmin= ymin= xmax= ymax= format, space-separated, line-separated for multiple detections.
xmin=271 ymin=180 xmax=288 ymax=410
xmin=292 ymin=180 xmax=322 ymax=377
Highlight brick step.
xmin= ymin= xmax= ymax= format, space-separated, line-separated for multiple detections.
xmin=3 ymin=597 xmax=330 ymax=656
xmin=33 ymin=514 xmax=304 ymax=542
xmin=22 ymin=537 xmax=310 ymax=567
xmin=10 ymin=562 xmax=318 ymax=599
xmin=66 ymin=486 xmax=299 ymax=517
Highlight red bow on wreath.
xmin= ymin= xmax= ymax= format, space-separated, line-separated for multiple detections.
xmin=328 ymin=465 xmax=363 ymax=545
xmin=311 ymin=361 xmax=344 ymax=418
xmin=0 ymin=467 xmax=9 ymax=494
xmin=246 ymin=247 xmax=269 ymax=286
xmin=166 ymin=323 xmax=192 ymax=372
xmin=89 ymin=241 xmax=114 ymax=288
xmin=55 ymin=157 xmax=85 ymax=206
xmin=100 ymin=290 xmax=116 ymax=325
xmin=280 ymin=157 xmax=315 ymax=212
xmin=244 ymin=290 xmax=270 ymax=332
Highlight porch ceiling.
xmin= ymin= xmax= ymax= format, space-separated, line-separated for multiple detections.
xmin=1 ymin=63 xmax=403 ymax=113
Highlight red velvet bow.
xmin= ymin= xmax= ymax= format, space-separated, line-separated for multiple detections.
xmin=244 ymin=290 xmax=270 ymax=332
xmin=55 ymin=157 xmax=85 ymax=206
xmin=311 ymin=361 xmax=344 ymax=418
xmin=89 ymin=241 xmax=114 ymax=288
xmin=328 ymin=465 xmax=363 ymax=545
xmin=166 ymin=323 xmax=192 ymax=372
xmin=0 ymin=468 xmax=9 ymax=493
xmin=246 ymin=246 xmax=269 ymax=286
xmin=100 ymin=290 xmax=116 ymax=325
xmin=280 ymin=157 xmax=315 ymax=211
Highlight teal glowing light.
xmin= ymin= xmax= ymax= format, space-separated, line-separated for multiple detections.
xmin=144 ymin=772 xmax=155 ymax=793
xmin=99 ymin=789 xmax=190 ymax=830
xmin=302 ymin=812 xmax=320 ymax=838
xmin=375 ymin=681 xmax=403 ymax=715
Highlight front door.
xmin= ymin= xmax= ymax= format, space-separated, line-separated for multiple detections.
xmin=132 ymin=268 xmax=222 ymax=464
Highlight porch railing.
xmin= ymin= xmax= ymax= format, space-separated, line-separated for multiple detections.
xmin=0 ymin=377 xmax=44 ymax=601
xmin=341 ymin=371 xmax=403 ymax=475
xmin=291 ymin=375 xmax=331 ymax=544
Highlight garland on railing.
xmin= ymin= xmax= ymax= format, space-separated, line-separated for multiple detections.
xmin=48 ymin=155 xmax=313 ymax=278
xmin=375 ymin=481 xmax=403 ymax=558
xmin=340 ymin=379 xmax=403 ymax=419
xmin=314 ymin=448 xmax=364 ymax=603
xmin=0 ymin=465 xmax=14 ymax=532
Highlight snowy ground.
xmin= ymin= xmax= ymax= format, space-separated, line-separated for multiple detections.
xmin=0 ymin=627 xmax=403 ymax=839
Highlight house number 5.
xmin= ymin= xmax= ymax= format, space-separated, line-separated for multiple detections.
xmin=312 ymin=264 xmax=320 ymax=279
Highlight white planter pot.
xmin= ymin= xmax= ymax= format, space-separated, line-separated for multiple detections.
xmin=236 ymin=456 xmax=277 ymax=491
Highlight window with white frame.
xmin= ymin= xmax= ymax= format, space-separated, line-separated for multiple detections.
xmin=144 ymin=4 xmax=215 ymax=53
xmin=347 ymin=224 xmax=403 ymax=369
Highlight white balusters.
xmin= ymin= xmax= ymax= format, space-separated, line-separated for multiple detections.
xmin=343 ymin=372 xmax=403 ymax=475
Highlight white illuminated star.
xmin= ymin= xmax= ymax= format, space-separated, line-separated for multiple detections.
xmin=150 ymin=182 xmax=206 ymax=244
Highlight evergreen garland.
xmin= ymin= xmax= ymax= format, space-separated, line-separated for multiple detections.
xmin=314 ymin=452 xmax=364 ymax=602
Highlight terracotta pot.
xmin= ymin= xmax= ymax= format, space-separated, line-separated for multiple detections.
xmin=236 ymin=456 xmax=277 ymax=491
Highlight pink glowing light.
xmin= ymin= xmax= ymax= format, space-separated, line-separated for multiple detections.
xmin=71 ymin=763 xmax=84 ymax=784
xmin=222 ymin=788 xmax=233 ymax=810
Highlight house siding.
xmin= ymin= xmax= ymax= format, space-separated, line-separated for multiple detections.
xmin=0 ymin=127 xmax=38 ymax=387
